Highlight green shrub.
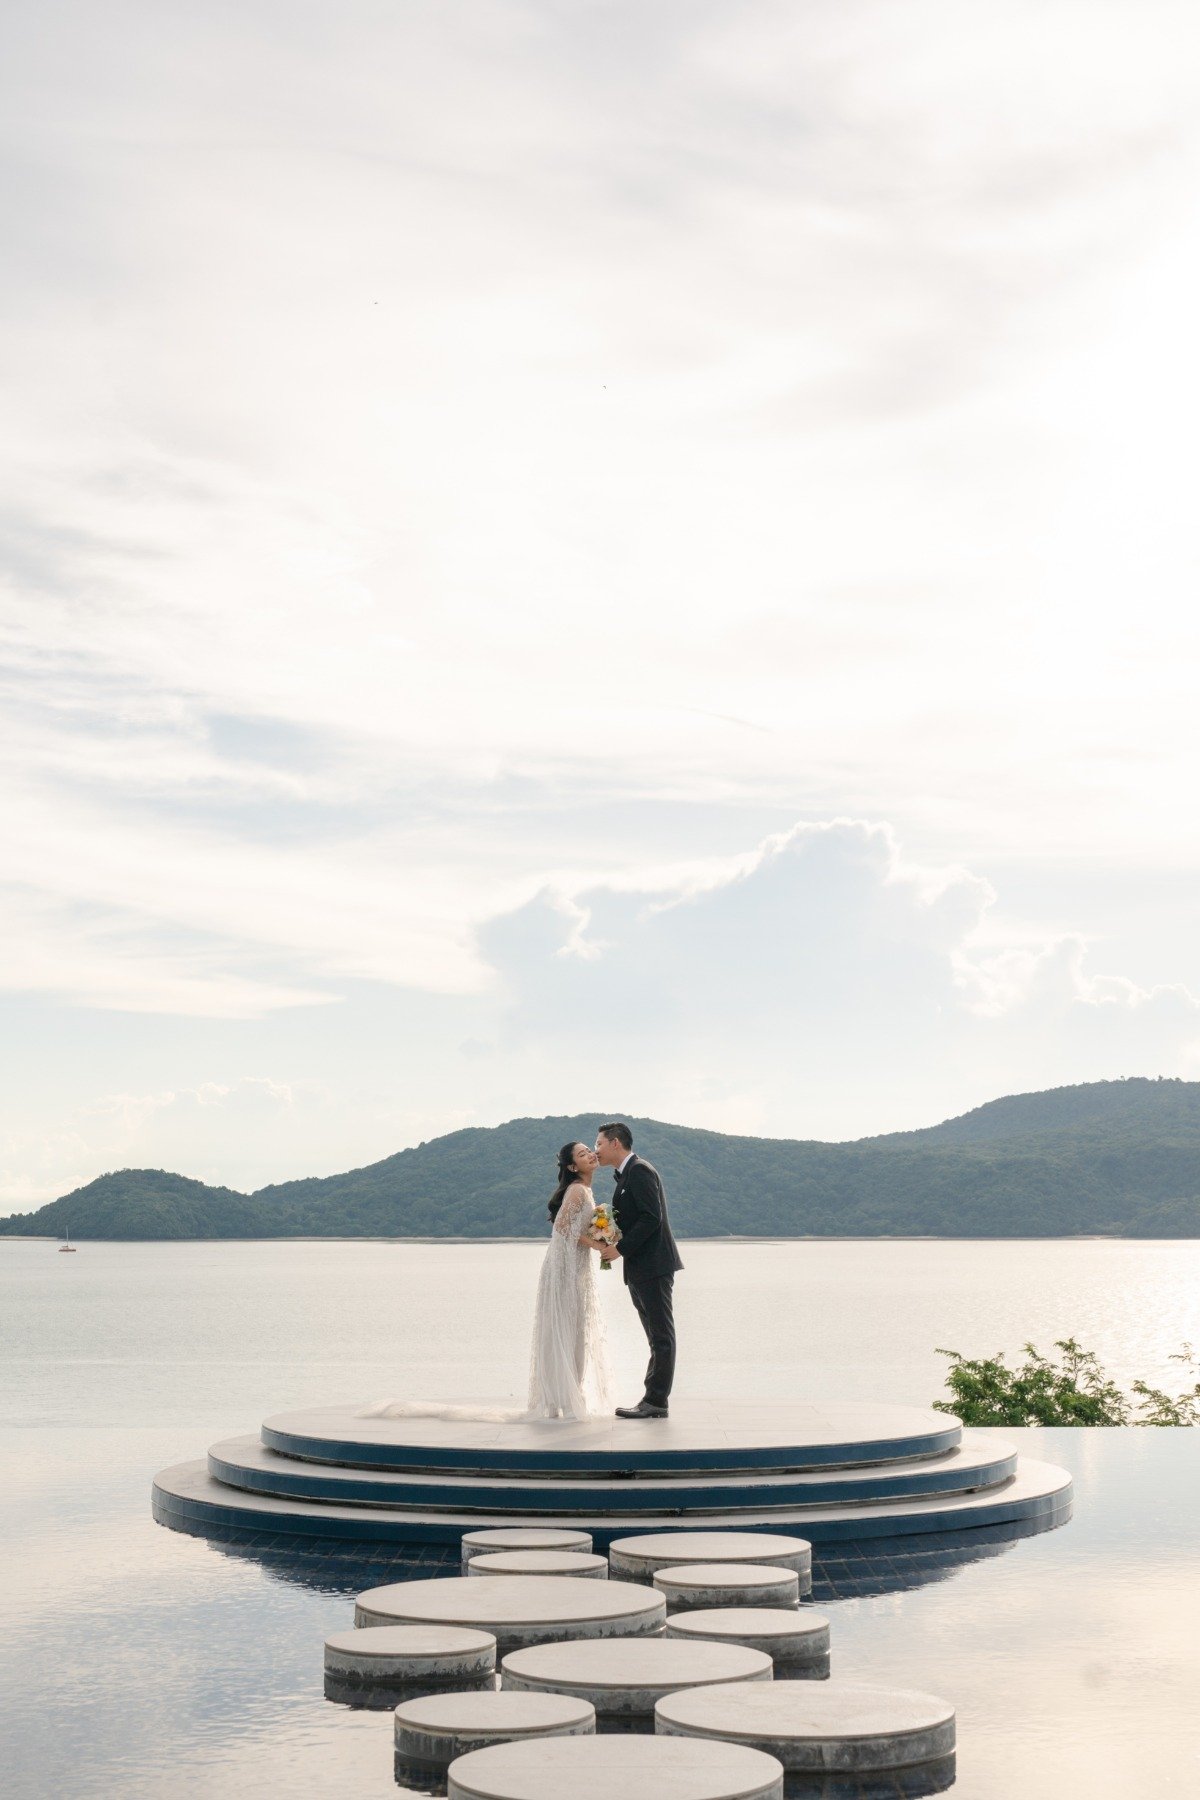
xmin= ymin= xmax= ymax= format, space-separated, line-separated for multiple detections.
xmin=934 ymin=1338 xmax=1198 ymax=1426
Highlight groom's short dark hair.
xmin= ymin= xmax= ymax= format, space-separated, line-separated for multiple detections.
xmin=598 ymin=1121 xmax=633 ymax=1151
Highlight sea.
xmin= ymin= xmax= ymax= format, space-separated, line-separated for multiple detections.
xmin=3 ymin=1237 xmax=1199 ymax=1798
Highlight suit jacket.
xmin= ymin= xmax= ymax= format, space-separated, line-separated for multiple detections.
xmin=612 ymin=1154 xmax=684 ymax=1284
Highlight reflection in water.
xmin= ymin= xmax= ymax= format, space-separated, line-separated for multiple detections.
xmin=781 ymin=1760 xmax=957 ymax=1799
xmin=326 ymin=1671 xmax=497 ymax=1711
xmin=155 ymin=1494 xmax=1078 ymax=1800
xmin=393 ymin=1757 xmax=448 ymax=1797
xmin=151 ymin=1490 xmax=460 ymax=1593
xmin=152 ymin=1493 xmax=1070 ymax=1606
xmin=775 ymin=1653 xmax=831 ymax=1679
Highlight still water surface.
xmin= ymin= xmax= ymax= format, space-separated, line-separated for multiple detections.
xmin=5 ymin=1235 xmax=1198 ymax=1426
xmin=3 ymin=1238 xmax=1199 ymax=1798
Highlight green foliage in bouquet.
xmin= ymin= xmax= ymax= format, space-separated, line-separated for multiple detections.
xmin=934 ymin=1338 xmax=1199 ymax=1426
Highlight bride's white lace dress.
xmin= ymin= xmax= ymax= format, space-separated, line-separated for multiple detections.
xmin=527 ymin=1182 xmax=614 ymax=1419
xmin=358 ymin=1181 xmax=613 ymax=1423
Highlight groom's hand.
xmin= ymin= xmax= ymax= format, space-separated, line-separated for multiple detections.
xmin=599 ymin=1244 xmax=620 ymax=1262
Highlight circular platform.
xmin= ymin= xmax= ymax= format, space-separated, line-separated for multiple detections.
xmin=394 ymin=1690 xmax=594 ymax=1765
xmin=666 ymin=1608 xmax=830 ymax=1665
xmin=655 ymin=1680 xmax=956 ymax=1771
xmin=611 ymin=1531 xmax=812 ymax=1580
xmin=469 ymin=1551 xmax=608 ymax=1580
xmin=262 ymin=1399 xmax=960 ymax=1474
xmin=463 ymin=1529 xmax=593 ymax=1567
xmin=154 ymin=1451 xmax=1073 ymax=1548
xmin=501 ymin=1636 xmax=772 ymax=1716
xmin=654 ymin=1563 xmax=800 ymax=1610
xmin=211 ymin=1429 xmax=1019 ymax=1513
xmin=355 ymin=1575 xmax=665 ymax=1651
xmin=446 ymin=1735 xmax=785 ymax=1800
xmin=324 ymin=1623 xmax=496 ymax=1684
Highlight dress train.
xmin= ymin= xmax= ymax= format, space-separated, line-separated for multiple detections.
xmin=358 ymin=1184 xmax=613 ymax=1424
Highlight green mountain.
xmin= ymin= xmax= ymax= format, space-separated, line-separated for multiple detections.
xmin=4 ymin=1078 xmax=1200 ymax=1241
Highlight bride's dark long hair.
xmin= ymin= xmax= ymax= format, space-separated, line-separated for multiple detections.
xmin=548 ymin=1141 xmax=583 ymax=1222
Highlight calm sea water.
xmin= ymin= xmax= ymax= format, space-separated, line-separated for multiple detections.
xmin=4 ymin=1236 xmax=1198 ymax=1428
xmin=3 ymin=1238 xmax=1199 ymax=1798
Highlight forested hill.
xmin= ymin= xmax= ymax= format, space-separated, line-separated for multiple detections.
xmin=4 ymin=1078 xmax=1199 ymax=1241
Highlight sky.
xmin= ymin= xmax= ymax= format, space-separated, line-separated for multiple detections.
xmin=2 ymin=0 xmax=1200 ymax=1207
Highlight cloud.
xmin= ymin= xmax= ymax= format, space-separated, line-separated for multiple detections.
xmin=2 ymin=0 xmax=1198 ymax=874
xmin=4 ymin=814 xmax=1198 ymax=1206
xmin=80 ymin=1076 xmax=295 ymax=1137
xmin=959 ymin=935 xmax=1200 ymax=1023
xmin=477 ymin=818 xmax=1200 ymax=1137
xmin=0 ymin=1077 xmax=299 ymax=1206
xmin=485 ymin=819 xmax=992 ymax=1028
xmin=1 ymin=1 xmax=1199 ymax=1191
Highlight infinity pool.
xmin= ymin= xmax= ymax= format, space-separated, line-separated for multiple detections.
xmin=3 ymin=1425 xmax=1198 ymax=1796
xmin=5 ymin=1239 xmax=1199 ymax=1796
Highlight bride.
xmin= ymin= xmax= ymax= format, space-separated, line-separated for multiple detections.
xmin=359 ymin=1140 xmax=614 ymax=1423
xmin=527 ymin=1140 xmax=614 ymax=1418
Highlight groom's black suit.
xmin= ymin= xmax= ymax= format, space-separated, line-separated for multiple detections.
xmin=612 ymin=1154 xmax=683 ymax=1409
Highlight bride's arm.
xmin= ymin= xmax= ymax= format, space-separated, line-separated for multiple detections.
xmin=557 ymin=1185 xmax=604 ymax=1249
xmin=580 ymin=1193 xmax=607 ymax=1249
xmin=555 ymin=1184 xmax=594 ymax=1241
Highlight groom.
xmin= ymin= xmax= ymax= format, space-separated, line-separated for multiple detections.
xmin=594 ymin=1122 xmax=683 ymax=1419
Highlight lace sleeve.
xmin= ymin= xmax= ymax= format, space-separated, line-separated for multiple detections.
xmin=554 ymin=1185 xmax=593 ymax=1241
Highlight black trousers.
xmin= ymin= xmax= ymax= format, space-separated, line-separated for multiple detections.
xmin=626 ymin=1269 xmax=676 ymax=1407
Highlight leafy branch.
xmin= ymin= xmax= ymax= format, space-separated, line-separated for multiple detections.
xmin=933 ymin=1338 xmax=1198 ymax=1426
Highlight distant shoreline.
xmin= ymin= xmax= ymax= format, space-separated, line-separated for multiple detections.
xmin=0 ymin=1232 xmax=1180 ymax=1244
xmin=8 ymin=1082 xmax=1197 ymax=1240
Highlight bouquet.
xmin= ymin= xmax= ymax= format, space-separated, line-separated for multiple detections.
xmin=591 ymin=1203 xmax=621 ymax=1272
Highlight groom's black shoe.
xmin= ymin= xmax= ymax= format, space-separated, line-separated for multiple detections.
xmin=615 ymin=1401 xmax=668 ymax=1419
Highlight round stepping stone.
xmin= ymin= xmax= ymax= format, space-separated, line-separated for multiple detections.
xmin=470 ymin=1550 xmax=608 ymax=1581
xmin=666 ymin=1608 xmax=830 ymax=1666
xmin=610 ymin=1531 xmax=812 ymax=1582
xmin=447 ymin=1735 xmax=785 ymax=1800
xmin=394 ymin=1689 xmax=594 ymax=1765
xmin=355 ymin=1575 xmax=665 ymax=1652
xmin=655 ymin=1680 xmax=956 ymax=1771
xmin=502 ymin=1636 xmax=772 ymax=1717
xmin=325 ymin=1623 xmax=496 ymax=1685
xmin=655 ymin=1563 xmax=799 ymax=1611
xmin=463 ymin=1528 xmax=593 ymax=1569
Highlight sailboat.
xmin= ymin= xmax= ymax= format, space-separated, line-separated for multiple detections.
xmin=58 ymin=1228 xmax=77 ymax=1254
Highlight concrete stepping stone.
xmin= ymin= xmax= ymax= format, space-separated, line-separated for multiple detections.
xmin=469 ymin=1550 xmax=608 ymax=1580
xmin=654 ymin=1562 xmax=800 ymax=1610
xmin=462 ymin=1528 xmax=592 ymax=1569
xmin=610 ymin=1531 xmax=812 ymax=1581
xmin=324 ymin=1623 xmax=496 ymax=1686
xmin=394 ymin=1689 xmax=594 ymax=1766
xmin=655 ymin=1680 xmax=956 ymax=1771
xmin=666 ymin=1608 xmax=830 ymax=1667
xmin=355 ymin=1574 xmax=665 ymax=1651
xmin=446 ymin=1734 xmax=785 ymax=1800
xmin=502 ymin=1635 xmax=772 ymax=1717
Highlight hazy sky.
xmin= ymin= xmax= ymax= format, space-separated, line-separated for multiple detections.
xmin=3 ymin=1 xmax=1200 ymax=1205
